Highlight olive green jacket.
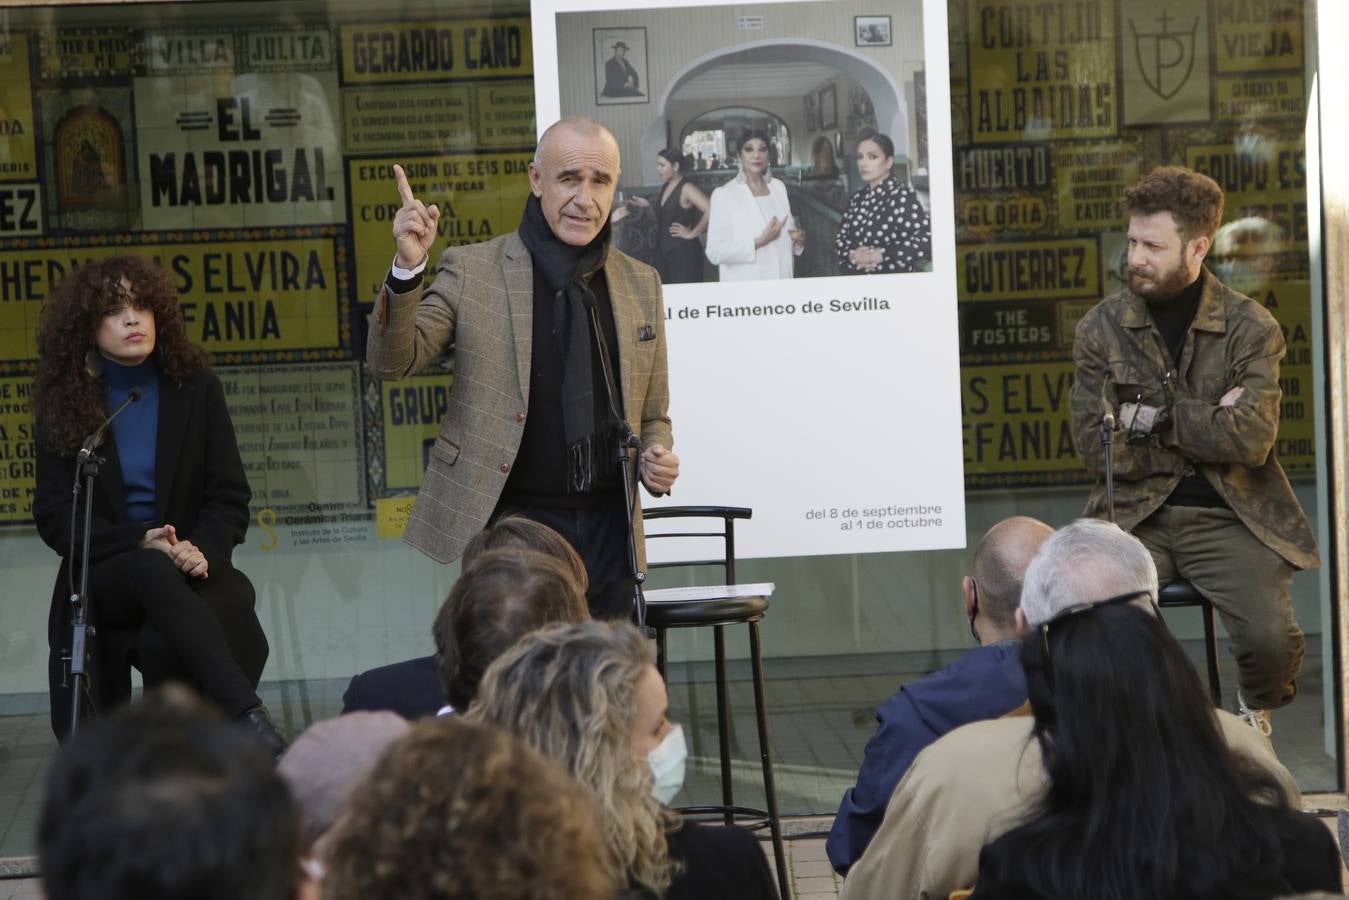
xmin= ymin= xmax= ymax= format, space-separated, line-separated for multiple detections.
xmin=1069 ymin=270 xmax=1318 ymax=570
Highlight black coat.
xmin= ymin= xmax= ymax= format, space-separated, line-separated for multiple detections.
xmin=33 ymin=369 xmax=253 ymax=725
xmin=342 ymin=655 xmax=445 ymax=720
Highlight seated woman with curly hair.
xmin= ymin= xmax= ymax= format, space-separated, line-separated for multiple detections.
xmin=470 ymin=620 xmax=780 ymax=900
xmin=31 ymin=255 xmax=282 ymax=752
xmin=321 ymin=717 xmax=616 ymax=900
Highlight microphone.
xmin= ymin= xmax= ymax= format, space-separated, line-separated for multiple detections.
xmin=78 ymin=386 xmax=143 ymax=461
xmin=1102 ymin=411 xmax=1115 ymax=431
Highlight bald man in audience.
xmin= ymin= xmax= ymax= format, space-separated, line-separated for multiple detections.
xmin=839 ymin=519 xmax=1302 ymax=900
xmin=827 ymin=516 xmax=1053 ymax=875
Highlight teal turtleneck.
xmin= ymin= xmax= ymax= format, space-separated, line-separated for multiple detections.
xmin=101 ymin=356 xmax=160 ymax=524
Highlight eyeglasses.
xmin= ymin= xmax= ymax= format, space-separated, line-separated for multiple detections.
xmin=1039 ymin=589 xmax=1158 ymax=684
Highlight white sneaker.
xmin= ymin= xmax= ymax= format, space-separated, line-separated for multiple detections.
xmin=1237 ymin=691 xmax=1272 ymax=737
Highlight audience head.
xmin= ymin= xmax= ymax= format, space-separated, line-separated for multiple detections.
xmin=962 ymin=515 xmax=1053 ymax=642
xmin=322 ymin=717 xmax=617 ymax=900
xmin=1016 ymin=518 xmax=1158 ymax=630
xmin=38 ymin=687 xmax=303 ymax=900
xmin=277 ymin=710 xmax=410 ymax=849
xmin=470 ymin=620 xmax=680 ymax=894
xmin=984 ymin=520 xmax=1288 ymax=899
xmin=463 ymin=513 xmax=589 ymax=592
xmin=997 ymin=599 xmax=1287 ymax=898
xmin=434 ymin=547 xmax=588 ymax=711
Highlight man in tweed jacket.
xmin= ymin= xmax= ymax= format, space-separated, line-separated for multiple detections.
xmin=368 ymin=117 xmax=677 ymax=618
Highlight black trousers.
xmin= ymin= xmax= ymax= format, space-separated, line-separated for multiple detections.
xmin=508 ymin=499 xmax=637 ymax=621
xmin=50 ymin=548 xmax=266 ymax=737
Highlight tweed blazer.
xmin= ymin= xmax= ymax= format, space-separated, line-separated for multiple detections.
xmin=367 ymin=231 xmax=672 ymax=566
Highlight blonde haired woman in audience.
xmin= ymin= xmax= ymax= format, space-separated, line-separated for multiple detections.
xmin=321 ymin=717 xmax=615 ymax=900
xmin=470 ymin=620 xmax=779 ymax=899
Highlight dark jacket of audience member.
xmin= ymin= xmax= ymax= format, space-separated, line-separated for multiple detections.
xmin=829 ymin=641 xmax=1024 ymax=872
xmin=322 ymin=717 xmax=616 ymax=900
xmin=829 ymin=515 xmax=1050 ymax=874
xmin=971 ymin=603 xmax=1341 ymax=899
xmin=341 ymin=653 xmax=442 ymax=718
xmin=341 ymin=516 xmax=589 ymax=718
xmin=38 ymin=688 xmax=305 ymax=900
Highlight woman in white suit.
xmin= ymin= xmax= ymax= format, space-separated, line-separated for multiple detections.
xmin=705 ymin=131 xmax=804 ymax=281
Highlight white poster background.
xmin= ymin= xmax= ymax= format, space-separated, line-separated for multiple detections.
xmin=531 ymin=0 xmax=963 ymax=560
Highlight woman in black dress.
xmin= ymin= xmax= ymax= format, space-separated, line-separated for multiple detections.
xmin=631 ymin=147 xmax=710 ymax=284
xmin=31 ymin=255 xmax=284 ymax=753
xmin=834 ymin=131 xmax=931 ymax=275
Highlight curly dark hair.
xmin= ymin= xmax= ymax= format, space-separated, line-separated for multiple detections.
xmin=33 ymin=255 xmax=209 ymax=453
xmin=321 ymin=717 xmax=617 ymax=900
xmin=1122 ymin=165 xmax=1225 ymax=243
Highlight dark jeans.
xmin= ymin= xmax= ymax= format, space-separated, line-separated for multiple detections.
xmin=54 ymin=548 xmax=266 ymax=728
xmin=507 ymin=499 xmax=637 ymax=620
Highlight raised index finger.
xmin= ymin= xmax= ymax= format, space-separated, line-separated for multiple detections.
xmin=393 ymin=164 xmax=416 ymax=206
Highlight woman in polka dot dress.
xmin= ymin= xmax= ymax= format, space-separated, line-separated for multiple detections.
xmin=834 ymin=131 xmax=931 ymax=275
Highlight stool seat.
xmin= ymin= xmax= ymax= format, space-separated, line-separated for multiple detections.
xmin=1158 ymin=580 xmax=1204 ymax=606
xmin=644 ymin=584 xmax=773 ymax=627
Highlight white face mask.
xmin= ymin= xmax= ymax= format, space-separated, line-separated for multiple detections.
xmin=647 ymin=723 xmax=687 ymax=806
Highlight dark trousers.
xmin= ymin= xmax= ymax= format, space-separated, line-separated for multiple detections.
xmin=1134 ymin=505 xmax=1304 ymax=709
xmin=508 ymin=499 xmax=637 ymax=620
xmin=50 ymin=548 xmax=267 ymax=736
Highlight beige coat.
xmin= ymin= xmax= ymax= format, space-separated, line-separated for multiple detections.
xmin=838 ymin=711 xmax=1300 ymax=900
xmin=367 ymin=232 xmax=672 ymax=566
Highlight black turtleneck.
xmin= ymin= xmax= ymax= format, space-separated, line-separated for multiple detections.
xmin=1146 ymin=272 xmax=1226 ymax=509
xmin=1147 ymin=272 xmax=1204 ymax=365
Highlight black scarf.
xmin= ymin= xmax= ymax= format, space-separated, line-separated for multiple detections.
xmin=516 ymin=194 xmax=617 ymax=493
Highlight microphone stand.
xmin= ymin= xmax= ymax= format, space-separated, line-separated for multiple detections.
xmin=613 ymin=421 xmax=648 ymax=631
xmin=65 ymin=386 xmax=142 ymax=736
xmin=1101 ymin=412 xmax=1115 ymax=524
xmin=584 ymin=303 xmax=650 ymax=633
xmin=66 ymin=445 xmax=104 ymax=736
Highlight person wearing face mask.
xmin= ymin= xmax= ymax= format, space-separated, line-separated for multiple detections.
xmin=704 ymin=130 xmax=803 ymax=281
xmin=469 ymin=620 xmax=780 ymax=900
xmin=368 ymin=116 xmax=678 ymax=622
xmin=1068 ymin=166 xmax=1318 ymax=735
xmin=31 ymin=256 xmax=283 ymax=754
xmin=834 ymin=131 xmax=931 ymax=275
xmin=826 ymin=516 xmax=1051 ymax=876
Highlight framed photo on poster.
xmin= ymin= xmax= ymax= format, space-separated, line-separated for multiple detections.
xmin=855 ymin=15 xmax=892 ymax=46
xmin=593 ymin=27 xmax=649 ymax=104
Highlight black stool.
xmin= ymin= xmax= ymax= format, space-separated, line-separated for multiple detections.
xmin=642 ymin=506 xmax=790 ymax=900
xmin=1158 ymin=579 xmax=1223 ymax=706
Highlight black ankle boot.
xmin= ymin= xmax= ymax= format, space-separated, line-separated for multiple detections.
xmin=239 ymin=704 xmax=288 ymax=758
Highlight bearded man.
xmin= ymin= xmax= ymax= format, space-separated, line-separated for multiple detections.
xmin=1068 ymin=165 xmax=1317 ymax=733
